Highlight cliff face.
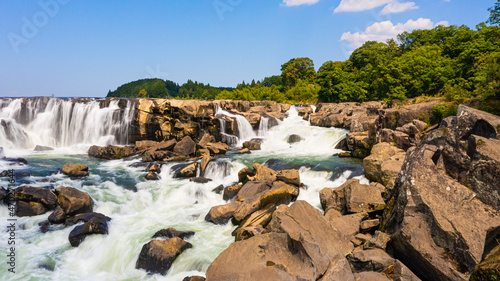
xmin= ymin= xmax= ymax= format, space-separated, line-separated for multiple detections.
xmin=128 ymin=99 xmax=290 ymax=143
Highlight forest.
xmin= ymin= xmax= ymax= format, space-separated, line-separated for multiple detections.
xmin=107 ymin=3 xmax=500 ymax=114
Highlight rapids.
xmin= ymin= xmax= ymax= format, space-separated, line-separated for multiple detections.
xmin=0 ymin=98 xmax=365 ymax=280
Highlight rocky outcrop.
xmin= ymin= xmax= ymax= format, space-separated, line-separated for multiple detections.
xmin=363 ymin=142 xmax=406 ymax=191
xmin=382 ymin=105 xmax=500 ymax=281
xmin=152 ymin=228 xmax=195 ymax=240
xmin=242 ymin=141 xmax=261 ymax=150
xmin=129 ymin=99 xmax=289 ymax=143
xmin=205 ymin=201 xmax=353 ymax=281
xmin=320 ymin=179 xmax=386 ymax=215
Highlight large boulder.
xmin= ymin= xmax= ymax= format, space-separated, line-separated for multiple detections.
xmin=171 ymin=163 xmax=198 ymax=178
xmin=206 ymin=142 xmax=229 ymax=155
xmin=249 ymin=163 xmax=277 ymax=182
xmin=15 ymin=201 xmax=48 ymax=217
xmin=363 ymin=142 xmax=405 ymax=186
xmin=14 ymin=186 xmax=57 ymax=209
xmin=205 ymin=201 xmax=241 ymax=225
xmin=55 ymin=186 xmax=94 ymax=216
xmin=206 ymin=201 xmax=353 ymax=281
xmin=68 ymin=215 xmax=110 ymax=247
xmin=320 ymin=179 xmax=385 ymax=215
xmin=346 ymin=132 xmax=373 ymax=158
xmin=173 ymin=136 xmax=196 ymax=156
xmin=382 ymin=106 xmax=500 ymax=281
xmin=62 ymin=163 xmax=89 ymax=178
xmin=136 ymin=237 xmax=193 ymax=275
xmin=276 ymin=169 xmax=300 ymax=186
xmin=242 ymin=141 xmax=261 ymax=150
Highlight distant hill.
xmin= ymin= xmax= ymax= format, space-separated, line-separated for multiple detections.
xmin=106 ymin=78 xmax=233 ymax=100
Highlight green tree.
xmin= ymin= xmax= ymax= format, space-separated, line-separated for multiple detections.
xmin=138 ymin=89 xmax=148 ymax=98
xmin=488 ymin=0 xmax=500 ymax=26
xmin=281 ymin=57 xmax=316 ymax=88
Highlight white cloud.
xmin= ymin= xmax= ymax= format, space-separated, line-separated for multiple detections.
xmin=334 ymin=0 xmax=392 ymax=13
xmin=380 ymin=1 xmax=418 ymax=14
xmin=282 ymin=0 xmax=321 ymax=7
xmin=340 ymin=18 xmax=449 ymax=49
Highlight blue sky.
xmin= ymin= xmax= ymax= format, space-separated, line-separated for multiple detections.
xmin=0 ymin=0 xmax=493 ymax=97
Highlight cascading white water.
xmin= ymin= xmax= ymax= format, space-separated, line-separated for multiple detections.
xmin=214 ymin=104 xmax=256 ymax=146
xmin=0 ymin=101 xmax=366 ymax=281
xmin=0 ymin=98 xmax=135 ymax=151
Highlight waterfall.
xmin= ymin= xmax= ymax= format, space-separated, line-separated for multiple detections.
xmin=0 ymin=98 xmax=135 ymax=150
xmin=214 ymin=104 xmax=256 ymax=146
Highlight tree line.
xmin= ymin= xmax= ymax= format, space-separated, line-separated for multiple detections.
xmin=107 ymin=2 xmax=499 ymax=114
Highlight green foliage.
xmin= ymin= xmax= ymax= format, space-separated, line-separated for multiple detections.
xmin=432 ymin=103 xmax=458 ymax=124
xmin=488 ymin=0 xmax=500 ymax=26
xmin=107 ymin=78 xmax=233 ymax=100
xmin=107 ymin=79 xmax=168 ymax=98
xmin=314 ymin=24 xmax=500 ymax=106
xmin=281 ymin=57 xmax=316 ymax=88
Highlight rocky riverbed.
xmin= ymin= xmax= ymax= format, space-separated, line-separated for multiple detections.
xmin=0 ymin=97 xmax=499 ymax=280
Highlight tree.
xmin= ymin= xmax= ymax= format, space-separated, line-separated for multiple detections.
xmin=488 ymin=0 xmax=500 ymax=26
xmin=138 ymin=89 xmax=148 ymax=98
xmin=281 ymin=57 xmax=316 ymax=88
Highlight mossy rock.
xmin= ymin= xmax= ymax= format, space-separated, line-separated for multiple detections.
xmin=470 ymin=244 xmax=500 ymax=281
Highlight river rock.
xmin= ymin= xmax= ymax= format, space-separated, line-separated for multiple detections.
xmin=320 ymin=179 xmax=385 ymax=215
xmin=198 ymin=133 xmax=215 ymax=148
xmin=14 ymin=186 xmax=57 ymax=209
xmin=16 ymin=201 xmax=48 ymax=216
xmin=171 ymin=163 xmax=198 ymax=178
xmin=351 ymin=233 xmax=373 ymax=247
xmin=173 ymin=136 xmax=196 ymax=156
xmin=318 ymin=254 xmax=356 ymax=281
xmin=249 ymin=163 xmax=276 ymax=182
xmin=364 ymin=231 xmax=392 ymax=250
xmin=68 ymin=215 xmax=109 ymax=247
xmin=34 ymin=145 xmax=54 ymax=151
xmin=223 ymin=183 xmax=242 ymax=200
xmin=237 ymin=167 xmax=253 ymax=184
xmin=242 ymin=141 xmax=261 ymax=150
xmin=276 ymin=169 xmax=300 ymax=186
xmin=205 ymin=201 xmax=241 ymax=225
xmin=136 ymin=237 xmax=192 ymax=275
xmin=145 ymin=171 xmax=160 ymax=181
xmin=183 ymin=276 xmax=206 ymax=281
xmin=142 ymin=150 xmax=171 ymax=162
xmin=348 ymin=249 xmax=395 ymax=273
xmin=88 ymin=145 xmax=138 ymax=160
xmin=233 ymin=148 xmax=250 ymax=154
xmin=64 ymin=212 xmax=111 ymax=226
xmin=363 ymin=142 xmax=405 ymax=185
xmin=346 ymin=131 xmax=373 ymax=158
xmin=235 ymin=181 xmax=272 ymax=202
xmin=326 ymin=212 xmax=368 ymax=239
xmin=354 ymin=271 xmax=391 ymax=281
xmin=55 ymin=186 xmax=94 ymax=216
xmin=200 ymin=154 xmax=211 ymax=177
xmin=152 ymin=228 xmax=195 ymax=240
xmin=48 ymin=207 xmax=66 ymax=224
xmin=206 ymin=142 xmax=229 ymax=155
xmin=62 ymin=163 xmax=89 ymax=178
xmin=146 ymin=162 xmax=161 ymax=173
